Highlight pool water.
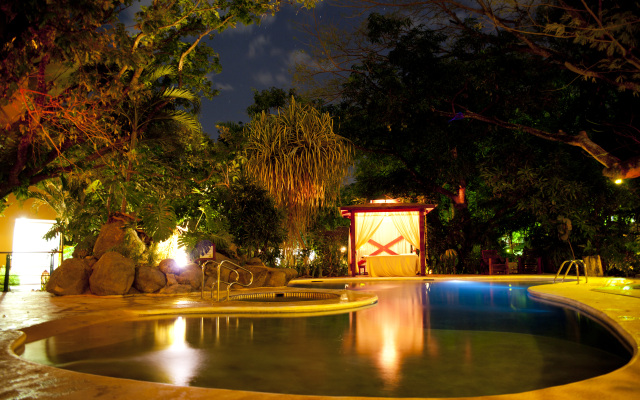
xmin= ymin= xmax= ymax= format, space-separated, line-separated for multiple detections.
xmin=19 ymin=281 xmax=631 ymax=398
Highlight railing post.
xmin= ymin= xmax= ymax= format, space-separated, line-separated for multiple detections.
xmin=50 ymin=252 xmax=55 ymax=274
xmin=3 ymin=254 xmax=12 ymax=292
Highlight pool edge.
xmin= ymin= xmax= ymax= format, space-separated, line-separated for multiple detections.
xmin=3 ymin=276 xmax=640 ymax=400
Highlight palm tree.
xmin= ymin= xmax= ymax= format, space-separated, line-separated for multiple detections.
xmin=114 ymin=65 xmax=202 ymax=216
xmin=244 ymin=97 xmax=353 ymax=248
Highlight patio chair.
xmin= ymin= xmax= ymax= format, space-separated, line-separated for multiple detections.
xmin=518 ymin=249 xmax=542 ymax=274
xmin=357 ymin=258 xmax=368 ymax=275
xmin=480 ymin=250 xmax=510 ymax=275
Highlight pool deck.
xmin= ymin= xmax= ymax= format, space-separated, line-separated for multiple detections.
xmin=1 ymin=275 xmax=639 ymax=400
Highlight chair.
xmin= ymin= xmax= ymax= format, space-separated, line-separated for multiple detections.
xmin=481 ymin=250 xmax=509 ymax=275
xmin=518 ymin=249 xmax=542 ymax=274
xmin=357 ymin=258 xmax=368 ymax=275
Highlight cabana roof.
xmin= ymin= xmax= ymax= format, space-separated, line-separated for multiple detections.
xmin=340 ymin=203 xmax=437 ymax=217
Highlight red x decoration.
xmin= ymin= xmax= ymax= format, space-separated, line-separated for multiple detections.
xmin=367 ymin=236 xmax=404 ymax=256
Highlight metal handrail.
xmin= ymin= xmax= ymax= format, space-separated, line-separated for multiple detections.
xmin=200 ymin=260 xmax=254 ymax=301
xmin=554 ymin=259 xmax=588 ymax=284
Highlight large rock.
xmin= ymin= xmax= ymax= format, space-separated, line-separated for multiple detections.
xmin=237 ymin=265 xmax=268 ymax=288
xmin=158 ymin=284 xmax=193 ymax=294
xmin=177 ymin=263 xmax=203 ymax=289
xmin=265 ymin=269 xmax=287 ymax=287
xmin=264 ymin=267 xmax=298 ymax=287
xmin=93 ymin=222 xmax=126 ymax=259
xmin=93 ymin=222 xmax=145 ymax=260
xmin=134 ymin=266 xmax=167 ymax=293
xmin=158 ymin=258 xmax=181 ymax=275
xmin=89 ymin=252 xmax=136 ymax=295
xmin=46 ymin=258 xmax=91 ymax=295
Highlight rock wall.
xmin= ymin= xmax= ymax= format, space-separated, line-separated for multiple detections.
xmin=46 ymin=223 xmax=298 ymax=296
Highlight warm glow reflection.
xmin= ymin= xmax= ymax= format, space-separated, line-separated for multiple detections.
xmin=351 ymin=284 xmax=425 ymax=390
xmin=150 ymin=317 xmax=202 ymax=386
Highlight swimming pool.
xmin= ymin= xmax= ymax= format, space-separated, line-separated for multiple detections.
xmin=18 ymin=280 xmax=631 ymax=398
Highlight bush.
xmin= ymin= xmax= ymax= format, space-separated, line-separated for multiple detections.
xmin=0 ymin=266 xmax=20 ymax=286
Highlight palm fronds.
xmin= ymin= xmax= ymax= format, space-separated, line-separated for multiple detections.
xmin=244 ymin=97 xmax=354 ymax=244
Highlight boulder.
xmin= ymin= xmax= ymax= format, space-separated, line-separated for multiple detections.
xmin=265 ymin=269 xmax=287 ymax=287
xmin=89 ymin=252 xmax=136 ymax=295
xmin=134 ymin=266 xmax=167 ymax=293
xmin=127 ymin=286 xmax=141 ymax=295
xmin=158 ymin=258 xmax=181 ymax=275
xmin=203 ymin=275 xmax=216 ymax=291
xmin=93 ymin=222 xmax=146 ymax=260
xmin=264 ymin=267 xmax=298 ymax=287
xmin=245 ymin=257 xmax=263 ymax=266
xmin=237 ymin=265 xmax=268 ymax=288
xmin=177 ymin=263 xmax=203 ymax=289
xmin=281 ymin=267 xmax=298 ymax=282
xmin=92 ymin=222 xmax=126 ymax=259
xmin=46 ymin=258 xmax=91 ymax=296
xmin=84 ymin=256 xmax=98 ymax=269
xmin=166 ymin=273 xmax=178 ymax=286
xmin=158 ymin=284 xmax=193 ymax=294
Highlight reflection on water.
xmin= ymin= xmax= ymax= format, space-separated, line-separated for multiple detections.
xmin=151 ymin=316 xmax=202 ymax=386
xmin=350 ymin=283 xmax=424 ymax=391
xmin=20 ymin=281 xmax=631 ymax=398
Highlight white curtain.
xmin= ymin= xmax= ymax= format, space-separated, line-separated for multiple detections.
xmin=360 ymin=217 xmax=410 ymax=255
xmin=390 ymin=211 xmax=420 ymax=249
xmin=355 ymin=212 xmax=385 ymax=250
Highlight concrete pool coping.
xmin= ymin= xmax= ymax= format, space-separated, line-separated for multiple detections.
xmin=0 ymin=275 xmax=638 ymax=399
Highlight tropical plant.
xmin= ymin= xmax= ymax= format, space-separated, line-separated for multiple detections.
xmin=0 ymin=0 xmax=318 ymax=202
xmin=244 ymin=97 xmax=354 ymax=248
xmin=222 ymin=180 xmax=287 ymax=262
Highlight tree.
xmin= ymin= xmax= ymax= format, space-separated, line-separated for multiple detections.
xmin=223 ymin=180 xmax=287 ymax=264
xmin=329 ymin=13 xmax=640 ymax=271
xmin=0 ymin=0 xmax=318 ymax=204
xmin=244 ymin=97 xmax=354 ymax=246
xmin=298 ymin=0 xmax=640 ymax=180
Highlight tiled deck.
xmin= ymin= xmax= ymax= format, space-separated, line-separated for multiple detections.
xmin=0 ymin=276 xmax=638 ymax=400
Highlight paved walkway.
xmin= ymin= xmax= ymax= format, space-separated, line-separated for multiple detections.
xmin=0 ymin=276 xmax=639 ymax=400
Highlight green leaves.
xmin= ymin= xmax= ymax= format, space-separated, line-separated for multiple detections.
xmin=139 ymin=196 xmax=176 ymax=242
xmin=244 ymin=97 xmax=354 ymax=244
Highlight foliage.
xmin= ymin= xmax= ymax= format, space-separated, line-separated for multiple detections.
xmin=327 ymin=12 xmax=640 ymax=274
xmin=299 ymin=1 xmax=640 ymax=180
xmin=0 ymin=0 xmax=318 ymax=201
xmin=305 ymin=205 xmax=350 ymax=277
xmin=244 ymin=97 xmax=354 ymax=245
xmin=0 ymin=266 xmax=20 ymax=286
xmin=176 ymin=190 xmax=233 ymax=260
xmin=222 ymin=180 xmax=287 ymax=262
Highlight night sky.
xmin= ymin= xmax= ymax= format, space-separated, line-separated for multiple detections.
xmin=185 ymin=2 xmax=361 ymax=139
xmin=120 ymin=1 xmax=368 ymax=140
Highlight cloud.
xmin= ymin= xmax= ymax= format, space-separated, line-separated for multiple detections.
xmin=215 ymin=82 xmax=234 ymax=91
xmin=247 ymin=35 xmax=271 ymax=59
xmin=253 ymin=71 xmax=289 ymax=86
xmin=285 ymin=50 xmax=313 ymax=68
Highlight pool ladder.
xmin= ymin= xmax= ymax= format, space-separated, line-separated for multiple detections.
xmin=200 ymin=260 xmax=254 ymax=301
xmin=554 ymin=259 xmax=588 ymax=284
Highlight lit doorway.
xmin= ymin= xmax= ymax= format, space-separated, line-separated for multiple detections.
xmin=12 ymin=218 xmax=60 ymax=287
